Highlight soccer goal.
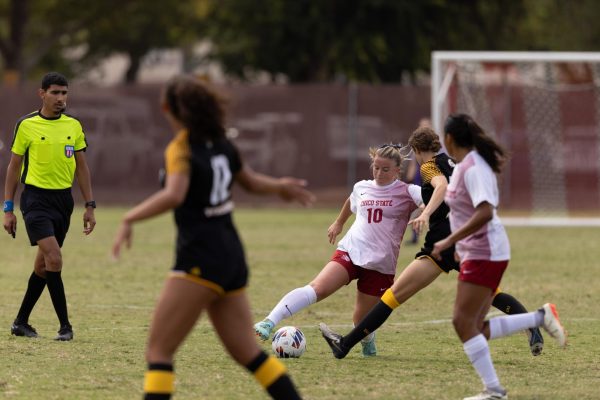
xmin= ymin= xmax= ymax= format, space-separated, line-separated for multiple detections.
xmin=432 ymin=51 xmax=600 ymax=222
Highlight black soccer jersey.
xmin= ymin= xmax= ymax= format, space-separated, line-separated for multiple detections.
xmin=164 ymin=130 xmax=248 ymax=292
xmin=165 ymin=130 xmax=242 ymax=223
xmin=415 ymin=153 xmax=459 ymax=273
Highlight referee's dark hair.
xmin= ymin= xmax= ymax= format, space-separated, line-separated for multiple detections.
xmin=41 ymin=72 xmax=68 ymax=90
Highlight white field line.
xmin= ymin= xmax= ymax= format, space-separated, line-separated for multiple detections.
xmin=81 ymin=317 xmax=596 ymax=331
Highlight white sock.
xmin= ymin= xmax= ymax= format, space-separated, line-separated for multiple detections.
xmin=266 ymin=285 xmax=317 ymax=325
xmin=463 ymin=334 xmax=503 ymax=392
xmin=489 ymin=311 xmax=544 ymax=340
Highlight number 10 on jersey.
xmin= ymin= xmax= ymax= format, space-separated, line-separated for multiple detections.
xmin=366 ymin=208 xmax=382 ymax=223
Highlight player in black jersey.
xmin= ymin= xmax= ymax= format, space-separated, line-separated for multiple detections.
xmin=320 ymin=125 xmax=544 ymax=359
xmin=111 ymin=75 xmax=313 ymax=400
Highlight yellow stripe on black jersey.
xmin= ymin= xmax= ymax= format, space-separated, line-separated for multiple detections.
xmin=164 ymin=129 xmax=191 ymax=174
xmin=420 ymin=159 xmax=444 ymax=186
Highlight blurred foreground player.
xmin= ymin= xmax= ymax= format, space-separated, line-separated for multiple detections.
xmin=112 ymin=75 xmax=314 ymax=399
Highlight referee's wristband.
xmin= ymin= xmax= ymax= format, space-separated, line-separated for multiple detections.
xmin=85 ymin=200 xmax=96 ymax=209
xmin=3 ymin=200 xmax=14 ymax=213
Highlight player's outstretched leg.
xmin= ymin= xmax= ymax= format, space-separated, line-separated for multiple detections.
xmin=254 ymin=285 xmax=318 ymax=341
xmin=540 ymin=303 xmax=567 ymax=347
xmin=319 ymin=323 xmax=351 ymax=359
xmin=254 ymin=319 xmax=275 ymax=341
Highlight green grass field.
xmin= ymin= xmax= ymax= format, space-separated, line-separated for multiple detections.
xmin=0 ymin=207 xmax=598 ymax=399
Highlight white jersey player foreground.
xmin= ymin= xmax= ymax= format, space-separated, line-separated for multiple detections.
xmin=432 ymin=113 xmax=567 ymax=400
xmin=254 ymin=144 xmax=422 ymax=356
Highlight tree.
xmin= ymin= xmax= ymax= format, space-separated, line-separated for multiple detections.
xmin=0 ymin=0 xmax=123 ymax=84
xmin=205 ymin=0 xmax=436 ymax=83
xmin=203 ymin=0 xmax=564 ymax=83
xmin=72 ymin=1 xmax=205 ymax=83
xmin=0 ymin=0 xmax=206 ymax=84
xmin=0 ymin=0 xmax=26 ymax=84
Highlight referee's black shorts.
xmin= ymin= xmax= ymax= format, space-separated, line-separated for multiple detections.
xmin=415 ymin=220 xmax=460 ymax=273
xmin=20 ymin=185 xmax=74 ymax=247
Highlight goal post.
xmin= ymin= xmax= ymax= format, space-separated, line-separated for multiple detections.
xmin=432 ymin=51 xmax=600 ymax=217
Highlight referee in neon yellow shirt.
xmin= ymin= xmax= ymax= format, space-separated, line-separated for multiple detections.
xmin=2 ymin=72 xmax=96 ymax=341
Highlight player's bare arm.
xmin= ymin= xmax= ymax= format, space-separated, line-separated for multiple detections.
xmin=410 ymin=174 xmax=447 ymax=234
xmin=74 ymin=151 xmax=97 ymax=235
xmin=327 ymin=197 xmax=351 ymax=244
xmin=235 ymin=165 xmax=315 ymax=206
xmin=112 ymin=172 xmax=189 ymax=259
xmin=431 ymin=201 xmax=493 ymax=259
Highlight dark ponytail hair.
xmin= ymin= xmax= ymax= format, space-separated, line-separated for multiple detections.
xmin=164 ymin=75 xmax=226 ymax=143
xmin=444 ymin=113 xmax=506 ymax=172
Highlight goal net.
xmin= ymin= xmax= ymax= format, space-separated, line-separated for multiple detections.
xmin=432 ymin=51 xmax=600 ymax=218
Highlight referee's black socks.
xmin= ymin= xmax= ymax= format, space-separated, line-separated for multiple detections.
xmin=342 ymin=288 xmax=400 ymax=349
xmin=45 ymin=271 xmax=70 ymax=327
xmin=246 ymin=351 xmax=302 ymax=399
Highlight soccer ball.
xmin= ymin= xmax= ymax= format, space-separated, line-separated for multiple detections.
xmin=271 ymin=326 xmax=306 ymax=358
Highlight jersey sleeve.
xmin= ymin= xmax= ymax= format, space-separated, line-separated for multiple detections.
xmin=11 ymin=121 xmax=29 ymax=156
xmin=348 ymin=181 xmax=363 ymax=214
xmin=74 ymin=121 xmax=87 ymax=151
xmin=420 ymin=160 xmax=444 ymax=185
xmin=408 ymin=184 xmax=423 ymax=206
xmin=165 ymin=133 xmax=191 ymax=174
xmin=464 ymin=167 xmax=498 ymax=208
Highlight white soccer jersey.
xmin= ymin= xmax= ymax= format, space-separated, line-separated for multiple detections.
xmin=337 ymin=179 xmax=422 ymax=275
xmin=445 ymin=150 xmax=510 ymax=262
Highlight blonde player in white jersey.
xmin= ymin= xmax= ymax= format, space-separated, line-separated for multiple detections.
xmin=432 ymin=113 xmax=567 ymax=400
xmin=254 ymin=144 xmax=422 ymax=356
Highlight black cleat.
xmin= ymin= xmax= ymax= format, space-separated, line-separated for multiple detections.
xmin=54 ymin=324 xmax=73 ymax=341
xmin=527 ymin=327 xmax=544 ymax=356
xmin=319 ymin=323 xmax=350 ymax=359
xmin=11 ymin=322 xmax=38 ymax=338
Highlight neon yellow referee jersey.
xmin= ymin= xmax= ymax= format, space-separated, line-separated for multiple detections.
xmin=11 ymin=111 xmax=87 ymax=189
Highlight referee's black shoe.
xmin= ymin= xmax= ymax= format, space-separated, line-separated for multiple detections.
xmin=55 ymin=324 xmax=73 ymax=341
xmin=11 ymin=321 xmax=38 ymax=338
xmin=319 ymin=323 xmax=350 ymax=359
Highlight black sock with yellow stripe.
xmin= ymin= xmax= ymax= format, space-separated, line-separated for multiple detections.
xmin=342 ymin=288 xmax=400 ymax=350
xmin=492 ymin=292 xmax=528 ymax=315
xmin=144 ymin=363 xmax=174 ymax=400
xmin=246 ymin=351 xmax=301 ymax=400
